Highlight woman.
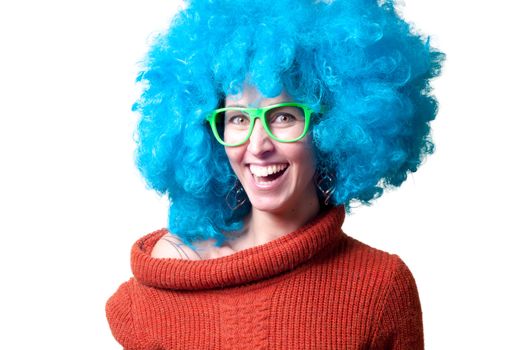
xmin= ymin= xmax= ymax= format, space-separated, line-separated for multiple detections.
xmin=106 ymin=0 xmax=444 ymax=348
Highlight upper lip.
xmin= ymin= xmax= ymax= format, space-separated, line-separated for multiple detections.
xmin=245 ymin=162 xmax=289 ymax=166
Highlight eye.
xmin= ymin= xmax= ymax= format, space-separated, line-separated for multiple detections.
xmin=226 ymin=114 xmax=249 ymax=125
xmin=271 ymin=113 xmax=297 ymax=124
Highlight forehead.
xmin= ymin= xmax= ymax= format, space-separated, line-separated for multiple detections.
xmin=225 ymin=84 xmax=292 ymax=108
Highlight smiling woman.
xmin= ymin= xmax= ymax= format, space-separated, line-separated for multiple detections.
xmin=153 ymin=85 xmax=321 ymax=257
xmin=106 ymin=0 xmax=444 ymax=348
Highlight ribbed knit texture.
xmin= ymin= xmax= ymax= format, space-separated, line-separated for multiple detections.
xmin=106 ymin=206 xmax=423 ymax=349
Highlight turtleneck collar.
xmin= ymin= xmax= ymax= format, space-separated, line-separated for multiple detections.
xmin=131 ymin=205 xmax=346 ymax=290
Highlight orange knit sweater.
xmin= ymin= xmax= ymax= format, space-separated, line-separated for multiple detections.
xmin=106 ymin=206 xmax=423 ymax=349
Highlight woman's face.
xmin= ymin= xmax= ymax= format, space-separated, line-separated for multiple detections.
xmin=224 ymin=84 xmax=319 ymax=215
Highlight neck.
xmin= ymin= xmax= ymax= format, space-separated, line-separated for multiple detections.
xmin=229 ymin=193 xmax=321 ymax=251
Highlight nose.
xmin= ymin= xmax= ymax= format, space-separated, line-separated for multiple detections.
xmin=247 ymin=119 xmax=274 ymax=156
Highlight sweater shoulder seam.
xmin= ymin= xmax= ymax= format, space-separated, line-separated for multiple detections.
xmin=370 ymin=254 xmax=404 ymax=340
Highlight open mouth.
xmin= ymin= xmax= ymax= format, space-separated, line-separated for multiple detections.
xmin=249 ymin=164 xmax=289 ymax=185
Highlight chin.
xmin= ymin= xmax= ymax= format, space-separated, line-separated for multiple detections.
xmin=247 ymin=193 xmax=294 ymax=214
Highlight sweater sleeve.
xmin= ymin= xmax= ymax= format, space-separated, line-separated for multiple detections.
xmin=106 ymin=280 xmax=141 ymax=350
xmin=371 ymin=257 xmax=424 ymax=350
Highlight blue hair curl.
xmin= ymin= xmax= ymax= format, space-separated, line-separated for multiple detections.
xmin=133 ymin=0 xmax=445 ymax=248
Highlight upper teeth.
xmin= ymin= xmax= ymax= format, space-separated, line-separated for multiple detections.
xmin=249 ymin=164 xmax=288 ymax=177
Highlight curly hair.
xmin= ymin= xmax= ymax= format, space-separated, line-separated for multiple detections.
xmin=132 ymin=0 xmax=445 ymax=249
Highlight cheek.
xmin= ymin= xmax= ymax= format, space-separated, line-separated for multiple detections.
xmin=299 ymin=155 xmax=317 ymax=183
xmin=283 ymin=143 xmax=317 ymax=178
xmin=302 ymin=139 xmax=317 ymax=172
xmin=225 ymin=148 xmax=245 ymax=173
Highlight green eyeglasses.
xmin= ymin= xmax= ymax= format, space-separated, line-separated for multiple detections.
xmin=206 ymin=102 xmax=316 ymax=147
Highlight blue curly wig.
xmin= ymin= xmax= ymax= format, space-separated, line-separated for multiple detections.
xmin=133 ymin=0 xmax=444 ymax=248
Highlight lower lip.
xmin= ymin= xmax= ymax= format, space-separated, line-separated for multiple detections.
xmin=247 ymin=166 xmax=289 ymax=191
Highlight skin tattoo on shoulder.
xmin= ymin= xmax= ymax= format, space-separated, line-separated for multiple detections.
xmin=162 ymin=236 xmax=204 ymax=260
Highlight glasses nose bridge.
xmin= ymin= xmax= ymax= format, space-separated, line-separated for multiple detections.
xmin=247 ymin=108 xmax=267 ymax=136
xmin=250 ymin=107 xmax=266 ymax=123
xmin=247 ymin=107 xmax=272 ymax=142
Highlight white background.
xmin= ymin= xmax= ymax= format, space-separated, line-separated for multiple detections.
xmin=0 ymin=0 xmax=525 ymax=348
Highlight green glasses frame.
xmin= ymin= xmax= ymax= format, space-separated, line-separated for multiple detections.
xmin=206 ymin=102 xmax=316 ymax=147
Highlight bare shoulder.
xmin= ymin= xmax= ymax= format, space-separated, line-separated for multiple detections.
xmin=151 ymin=232 xmax=238 ymax=260
xmin=151 ymin=232 xmax=204 ymax=260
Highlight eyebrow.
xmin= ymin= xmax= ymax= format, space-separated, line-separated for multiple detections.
xmin=225 ymin=104 xmax=247 ymax=108
xmin=226 ymin=96 xmax=267 ymax=108
xmin=225 ymin=102 xmax=290 ymax=108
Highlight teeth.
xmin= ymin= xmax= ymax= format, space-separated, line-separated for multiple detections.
xmin=249 ymin=164 xmax=288 ymax=177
